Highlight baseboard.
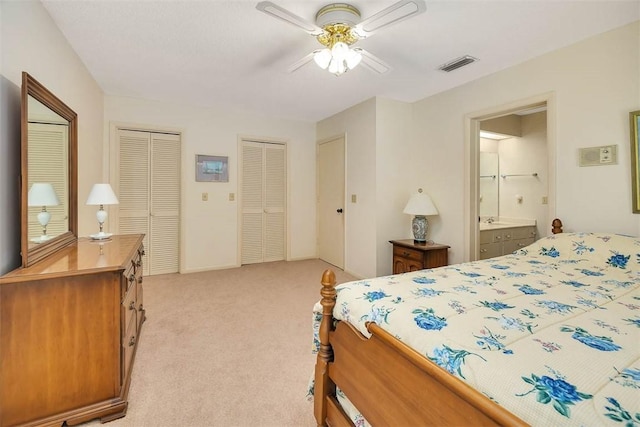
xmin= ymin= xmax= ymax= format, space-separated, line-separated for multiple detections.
xmin=179 ymin=264 xmax=241 ymax=274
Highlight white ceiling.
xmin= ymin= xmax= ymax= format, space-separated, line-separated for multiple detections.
xmin=42 ymin=0 xmax=640 ymax=122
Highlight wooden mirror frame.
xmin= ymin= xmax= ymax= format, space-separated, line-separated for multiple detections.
xmin=21 ymin=72 xmax=78 ymax=267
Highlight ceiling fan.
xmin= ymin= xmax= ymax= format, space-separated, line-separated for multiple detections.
xmin=256 ymin=0 xmax=427 ymax=76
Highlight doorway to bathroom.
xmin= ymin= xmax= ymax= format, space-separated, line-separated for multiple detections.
xmin=465 ymin=94 xmax=556 ymax=261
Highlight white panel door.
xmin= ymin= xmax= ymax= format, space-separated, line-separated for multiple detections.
xmin=117 ymin=129 xmax=180 ymax=275
xmin=241 ymin=140 xmax=286 ymax=264
xmin=318 ymin=136 xmax=345 ymax=269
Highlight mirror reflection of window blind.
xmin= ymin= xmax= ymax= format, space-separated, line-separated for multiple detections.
xmin=27 ymin=122 xmax=68 ymax=240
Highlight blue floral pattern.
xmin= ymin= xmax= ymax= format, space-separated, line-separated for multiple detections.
xmin=560 ymin=326 xmax=622 ymax=351
xmin=517 ymin=372 xmax=592 ymax=418
xmin=311 ymin=232 xmax=640 ymax=426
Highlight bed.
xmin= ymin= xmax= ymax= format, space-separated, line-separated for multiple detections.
xmin=312 ymin=221 xmax=640 ymax=426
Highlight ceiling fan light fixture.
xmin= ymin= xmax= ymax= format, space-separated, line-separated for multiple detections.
xmin=328 ymin=57 xmax=347 ymax=76
xmin=345 ymin=48 xmax=362 ymax=69
xmin=314 ymin=49 xmax=332 ymax=69
xmin=331 ymin=42 xmax=349 ymax=61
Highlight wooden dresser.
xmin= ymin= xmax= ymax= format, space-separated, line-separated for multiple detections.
xmin=0 ymin=234 xmax=145 ymax=426
xmin=390 ymin=239 xmax=450 ymax=274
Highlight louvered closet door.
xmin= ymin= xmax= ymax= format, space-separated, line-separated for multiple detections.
xmin=241 ymin=141 xmax=286 ymax=264
xmin=149 ymin=133 xmax=180 ymax=274
xmin=118 ymin=129 xmax=180 ymax=275
xmin=27 ymin=122 xmax=68 ymax=240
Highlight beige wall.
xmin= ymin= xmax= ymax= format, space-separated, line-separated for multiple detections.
xmin=413 ymin=21 xmax=640 ymax=263
xmin=317 ymin=97 xmax=418 ymax=278
xmin=317 ymin=98 xmax=377 ymax=278
xmin=498 ymin=112 xmax=548 ymax=238
xmin=375 ymin=98 xmax=417 ymax=276
xmin=104 ymin=95 xmax=317 ymax=273
xmin=320 ymin=21 xmax=639 ymax=271
xmin=0 ymin=0 xmax=104 ymax=274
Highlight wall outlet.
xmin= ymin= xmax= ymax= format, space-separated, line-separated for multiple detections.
xmin=229 ymin=193 xmax=235 ymax=201
xmin=542 ymin=196 xmax=548 ymax=205
xmin=202 ymin=192 xmax=208 ymax=201
xmin=351 ymin=194 xmax=357 ymax=203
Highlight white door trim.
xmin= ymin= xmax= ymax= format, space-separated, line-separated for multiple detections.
xmin=464 ymin=92 xmax=556 ymax=261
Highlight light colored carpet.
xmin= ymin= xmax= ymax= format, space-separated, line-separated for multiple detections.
xmin=87 ymin=259 xmax=355 ymax=427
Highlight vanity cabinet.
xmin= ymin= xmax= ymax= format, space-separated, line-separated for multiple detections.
xmin=0 ymin=234 xmax=145 ymax=426
xmin=479 ymin=226 xmax=536 ymax=260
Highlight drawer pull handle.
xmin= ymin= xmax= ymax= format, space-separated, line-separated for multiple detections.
xmin=480 ymin=249 xmax=487 ymax=253
xmin=129 ymin=336 xmax=136 ymax=347
xmin=129 ymin=301 xmax=136 ymax=310
xmin=402 ymin=251 xmax=410 ymax=257
xmin=518 ymin=243 xmax=527 ymax=247
xmin=138 ymin=276 xmax=144 ymax=284
xmin=139 ymin=303 xmax=144 ymax=312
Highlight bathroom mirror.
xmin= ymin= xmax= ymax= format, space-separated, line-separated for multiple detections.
xmin=479 ymin=152 xmax=499 ymax=218
xmin=21 ymin=72 xmax=77 ymax=267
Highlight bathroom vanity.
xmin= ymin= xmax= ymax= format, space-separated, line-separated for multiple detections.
xmin=479 ymin=219 xmax=537 ymax=260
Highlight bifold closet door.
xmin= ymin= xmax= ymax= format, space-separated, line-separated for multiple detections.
xmin=241 ymin=141 xmax=286 ymax=264
xmin=118 ymin=129 xmax=180 ymax=275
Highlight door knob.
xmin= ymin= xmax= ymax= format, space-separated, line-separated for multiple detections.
xmin=336 ymin=208 xmax=343 ymax=213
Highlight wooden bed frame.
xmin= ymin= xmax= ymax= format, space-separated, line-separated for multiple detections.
xmin=314 ymin=219 xmax=564 ymax=426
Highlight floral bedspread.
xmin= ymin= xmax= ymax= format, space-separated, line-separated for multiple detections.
xmin=311 ymin=233 xmax=640 ymax=426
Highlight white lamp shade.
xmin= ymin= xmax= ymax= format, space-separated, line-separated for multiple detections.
xmin=313 ymin=49 xmax=332 ymax=69
xmin=28 ymin=183 xmax=60 ymax=207
xmin=86 ymin=184 xmax=119 ymax=205
xmin=403 ymin=190 xmax=438 ymax=216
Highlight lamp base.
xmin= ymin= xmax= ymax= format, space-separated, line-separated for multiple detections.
xmin=412 ymin=215 xmax=429 ymax=243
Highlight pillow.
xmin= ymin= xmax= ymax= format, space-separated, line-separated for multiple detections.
xmin=515 ymin=232 xmax=640 ymax=271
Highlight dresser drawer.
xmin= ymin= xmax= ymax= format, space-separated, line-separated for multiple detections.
xmin=122 ymin=284 xmax=137 ymax=337
xmin=123 ymin=262 xmax=136 ymax=294
xmin=393 ymin=245 xmax=423 ymax=262
xmin=122 ymin=313 xmax=137 ymax=380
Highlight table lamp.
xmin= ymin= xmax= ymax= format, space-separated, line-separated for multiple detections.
xmin=403 ymin=188 xmax=438 ymax=243
xmin=86 ymin=183 xmax=119 ymax=239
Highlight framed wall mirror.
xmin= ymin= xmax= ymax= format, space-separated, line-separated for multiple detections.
xmin=479 ymin=151 xmax=499 ymax=218
xmin=21 ymin=72 xmax=78 ymax=267
xmin=631 ymin=110 xmax=640 ymax=214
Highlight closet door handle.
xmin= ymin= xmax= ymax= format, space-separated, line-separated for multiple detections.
xmin=337 ymin=208 xmax=343 ymax=213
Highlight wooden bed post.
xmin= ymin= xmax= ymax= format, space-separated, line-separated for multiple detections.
xmin=552 ymin=218 xmax=563 ymax=234
xmin=314 ymin=269 xmax=337 ymax=427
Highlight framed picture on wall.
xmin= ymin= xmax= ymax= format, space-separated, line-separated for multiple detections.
xmin=631 ymin=110 xmax=640 ymax=213
xmin=196 ymin=154 xmax=228 ymax=182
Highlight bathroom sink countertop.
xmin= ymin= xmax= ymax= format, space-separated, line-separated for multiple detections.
xmin=479 ymin=218 xmax=536 ymax=231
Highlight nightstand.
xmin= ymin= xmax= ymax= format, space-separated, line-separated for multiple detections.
xmin=389 ymin=239 xmax=450 ymax=274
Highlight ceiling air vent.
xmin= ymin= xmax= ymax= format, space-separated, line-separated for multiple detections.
xmin=438 ymin=55 xmax=478 ymax=72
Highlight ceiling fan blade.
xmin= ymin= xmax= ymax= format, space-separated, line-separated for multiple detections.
xmin=355 ymin=0 xmax=426 ymax=37
xmin=356 ymin=48 xmax=392 ymax=74
xmin=286 ymin=51 xmax=316 ymax=73
xmin=256 ymin=1 xmax=323 ymax=36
